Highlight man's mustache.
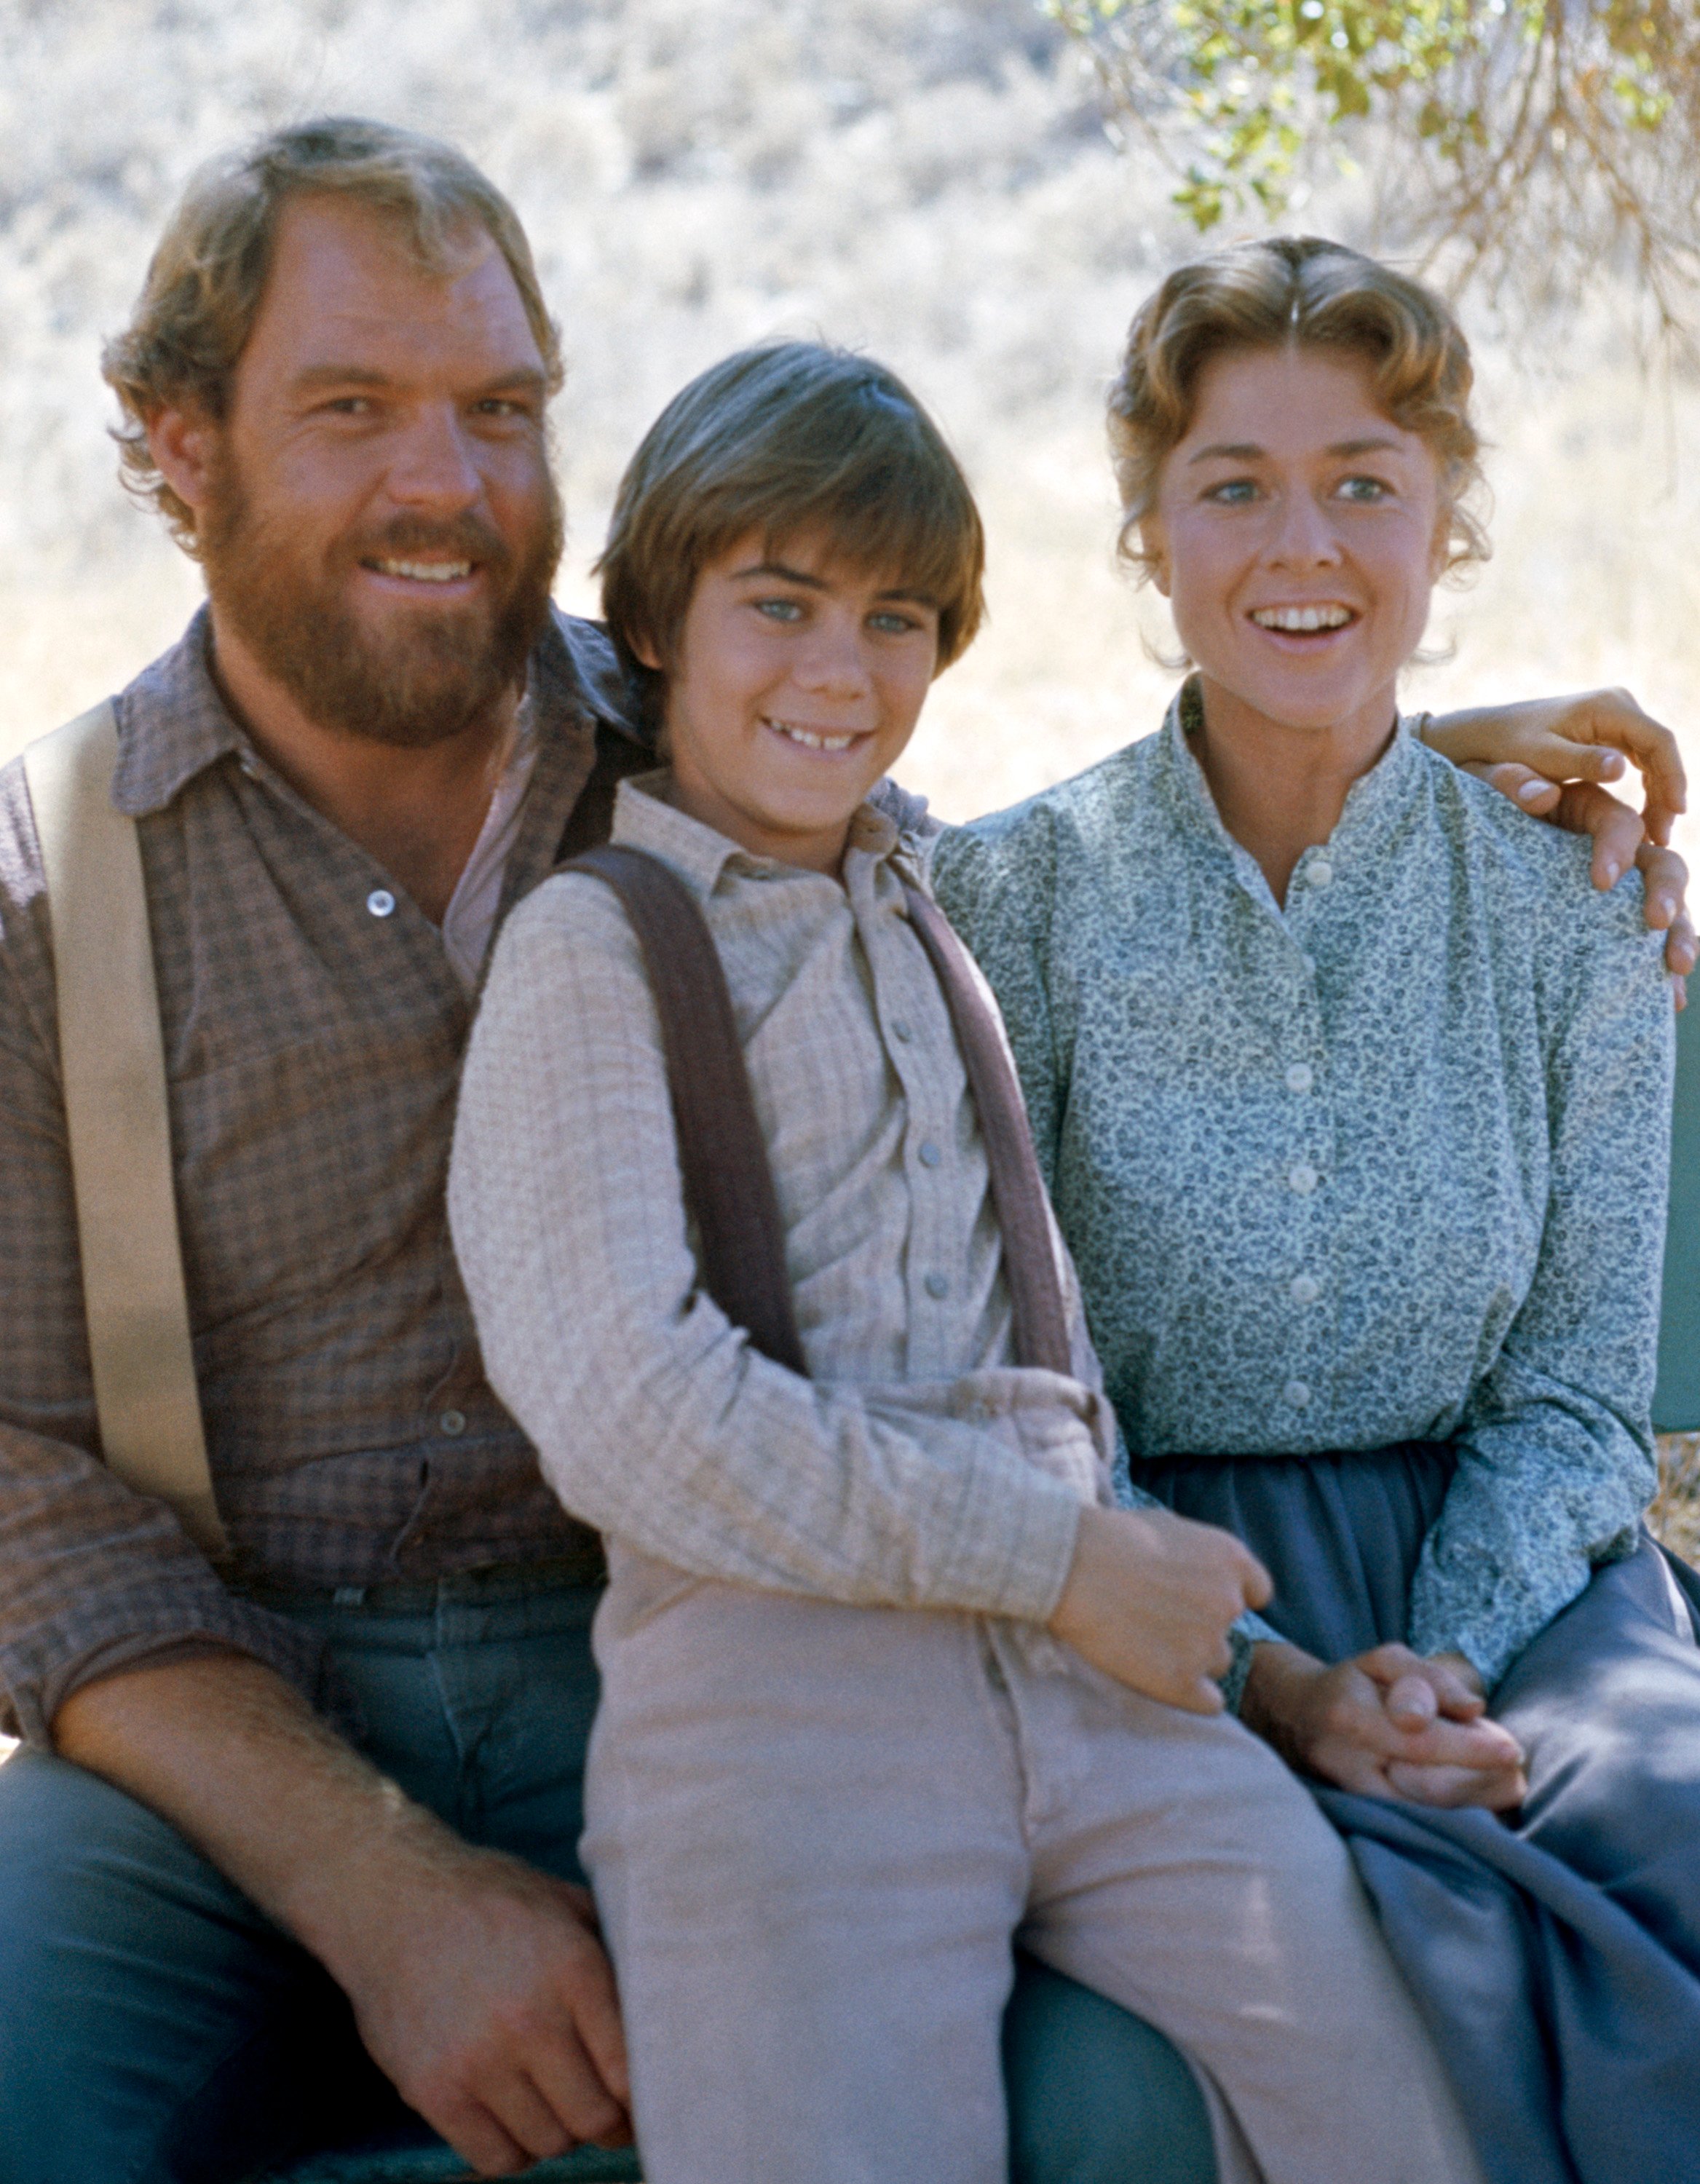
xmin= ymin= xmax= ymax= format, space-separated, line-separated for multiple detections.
xmin=342 ymin=514 xmax=515 ymax=574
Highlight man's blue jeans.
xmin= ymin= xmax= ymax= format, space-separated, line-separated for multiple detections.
xmin=0 ymin=1565 xmax=1214 ymax=2183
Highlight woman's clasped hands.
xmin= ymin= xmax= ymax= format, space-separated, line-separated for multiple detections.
xmin=1241 ymin=1640 xmax=1528 ymax=1811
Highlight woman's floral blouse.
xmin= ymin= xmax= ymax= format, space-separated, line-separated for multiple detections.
xmin=932 ymin=681 xmax=1675 ymax=1688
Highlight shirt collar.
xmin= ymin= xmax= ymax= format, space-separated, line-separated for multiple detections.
xmin=109 ymin=600 xmax=641 ymax=820
xmin=1158 ymin=672 xmax=1426 ymax=881
xmin=609 ymin=770 xmax=914 ymax=899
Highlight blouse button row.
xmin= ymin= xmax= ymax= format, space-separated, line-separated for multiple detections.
xmin=367 ymin=888 xmax=397 ymax=919
xmin=1287 ymin=1161 xmax=1319 ymax=1195
xmin=1284 ymin=1062 xmax=1314 ymax=1094
xmin=1283 ymin=1379 xmax=1312 ymax=1409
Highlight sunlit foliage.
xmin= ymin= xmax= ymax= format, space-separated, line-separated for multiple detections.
xmin=1045 ymin=0 xmax=1700 ymax=341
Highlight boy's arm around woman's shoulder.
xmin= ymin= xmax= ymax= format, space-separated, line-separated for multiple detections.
xmin=448 ymin=870 xmax=1095 ymax=1626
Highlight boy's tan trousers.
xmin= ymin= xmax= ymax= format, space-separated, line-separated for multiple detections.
xmin=582 ymin=1548 xmax=1485 ymax=2184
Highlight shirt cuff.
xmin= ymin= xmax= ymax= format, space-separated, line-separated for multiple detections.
xmin=12 ymin=1594 xmax=331 ymax=1750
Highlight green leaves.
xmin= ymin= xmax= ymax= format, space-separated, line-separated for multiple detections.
xmin=1045 ymin=0 xmax=1700 ymax=348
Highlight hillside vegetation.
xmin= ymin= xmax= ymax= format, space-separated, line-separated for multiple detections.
xmin=1 ymin=0 xmax=1696 ymax=837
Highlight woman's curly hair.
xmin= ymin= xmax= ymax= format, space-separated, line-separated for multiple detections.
xmin=1108 ymin=235 xmax=1490 ymax=582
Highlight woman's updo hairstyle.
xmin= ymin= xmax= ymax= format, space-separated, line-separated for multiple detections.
xmin=1109 ymin=235 xmax=1489 ymax=582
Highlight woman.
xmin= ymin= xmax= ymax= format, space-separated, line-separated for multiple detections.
xmin=933 ymin=236 xmax=1699 ymax=2184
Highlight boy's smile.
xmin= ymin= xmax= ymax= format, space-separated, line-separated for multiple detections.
xmin=650 ymin=528 xmax=941 ymax=875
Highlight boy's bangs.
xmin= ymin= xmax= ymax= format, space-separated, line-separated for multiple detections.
xmin=759 ymin=455 xmax=975 ymax=628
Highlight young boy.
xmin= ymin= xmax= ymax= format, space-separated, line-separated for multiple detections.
xmin=447 ymin=341 xmax=1482 ymax=2184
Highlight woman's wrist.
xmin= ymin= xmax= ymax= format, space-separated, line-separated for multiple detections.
xmin=1238 ymin=1639 xmax=1325 ymax=1758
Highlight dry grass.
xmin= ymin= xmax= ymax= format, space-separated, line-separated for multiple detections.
xmin=1651 ymin=1436 xmax=1700 ymax=1568
xmin=1 ymin=0 xmax=1697 ymax=844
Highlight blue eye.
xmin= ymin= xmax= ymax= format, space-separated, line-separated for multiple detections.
xmin=1337 ymin=475 xmax=1389 ymax=502
xmin=1206 ymin=478 xmax=1260 ymax=505
xmin=869 ymin=610 xmax=920 ymax=635
xmin=756 ymin=598 xmax=804 ymax=622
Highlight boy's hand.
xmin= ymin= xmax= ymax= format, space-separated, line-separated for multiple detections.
xmin=1240 ymin=1639 xmax=1527 ymax=1811
xmin=1048 ymin=1503 xmax=1271 ymax=1714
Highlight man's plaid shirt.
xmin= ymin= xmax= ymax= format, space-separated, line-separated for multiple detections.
xmin=0 ymin=605 xmax=649 ymax=1746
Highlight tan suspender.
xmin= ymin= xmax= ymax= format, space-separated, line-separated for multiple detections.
xmin=23 ymin=703 xmax=227 ymax=1559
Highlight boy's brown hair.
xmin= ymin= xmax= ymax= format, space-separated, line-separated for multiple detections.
xmin=598 ymin=341 xmax=985 ymax=708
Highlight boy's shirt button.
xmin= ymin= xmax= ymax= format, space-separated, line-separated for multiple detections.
xmin=917 ymin=1141 xmax=943 ymax=1168
xmin=924 ymin=1273 xmax=949 ymax=1299
xmin=890 ymin=1018 xmax=913 ymax=1042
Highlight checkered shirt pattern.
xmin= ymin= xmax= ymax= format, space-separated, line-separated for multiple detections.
xmin=0 ymin=604 xmax=648 ymax=1745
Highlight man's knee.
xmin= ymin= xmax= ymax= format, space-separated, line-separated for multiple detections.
xmin=0 ymin=1747 xmax=316 ymax=2182
xmin=1004 ymin=1955 xmax=1217 ymax=2184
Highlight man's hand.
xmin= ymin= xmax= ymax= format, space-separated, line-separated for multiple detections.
xmin=1239 ymin=1639 xmax=1527 ymax=1811
xmin=1048 ymin=1503 xmax=1272 ymax=1714
xmin=321 ymin=1835 xmax=631 ymax=2175
xmin=1423 ymin=689 xmax=1696 ymax=998
xmin=54 ymin=1655 xmax=630 ymax=2177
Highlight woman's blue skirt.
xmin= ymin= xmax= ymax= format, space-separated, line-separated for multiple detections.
xmin=1146 ymin=1444 xmax=1700 ymax=2184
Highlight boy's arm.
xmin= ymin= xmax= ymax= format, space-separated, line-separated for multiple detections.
xmin=449 ymin=878 xmax=1093 ymax=1627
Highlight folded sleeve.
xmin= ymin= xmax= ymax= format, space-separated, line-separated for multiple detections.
xmin=448 ymin=875 xmax=1087 ymax=1623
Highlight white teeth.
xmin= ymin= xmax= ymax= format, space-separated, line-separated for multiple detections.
xmin=767 ymin=719 xmax=856 ymax=752
xmin=373 ymin=559 xmax=473 ymax=583
xmin=1252 ymin=604 xmax=1353 ymax=632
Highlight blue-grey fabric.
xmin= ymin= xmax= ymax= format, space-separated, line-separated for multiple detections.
xmin=0 ymin=1565 xmax=1210 ymax=2184
xmin=932 ymin=681 xmax=1674 ymax=1690
xmin=1148 ymin=1446 xmax=1700 ymax=2184
xmin=1653 ymin=995 xmax=1700 ymax=1431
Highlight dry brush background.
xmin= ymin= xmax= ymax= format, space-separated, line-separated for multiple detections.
xmin=0 ymin=0 xmax=1692 ymax=1655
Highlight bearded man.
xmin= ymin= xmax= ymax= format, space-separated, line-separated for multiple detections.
xmin=0 ymin=116 xmax=1691 ymax=2184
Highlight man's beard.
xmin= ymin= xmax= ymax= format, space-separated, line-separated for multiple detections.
xmin=198 ymin=456 xmax=564 ymax=749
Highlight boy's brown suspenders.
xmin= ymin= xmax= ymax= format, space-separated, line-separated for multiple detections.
xmin=23 ymin=703 xmax=228 ymax=1558
xmin=19 ymin=727 xmax=1064 ymax=1559
xmin=566 ymin=844 xmax=1072 ymax=1378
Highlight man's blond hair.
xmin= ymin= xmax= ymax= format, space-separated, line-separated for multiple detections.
xmin=103 ymin=116 xmax=562 ymax=553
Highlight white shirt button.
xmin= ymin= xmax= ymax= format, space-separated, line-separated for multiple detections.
xmin=1287 ymin=1161 xmax=1319 ymax=1195
xmin=924 ymin=1272 xmax=949 ymax=1299
xmin=439 ymin=1409 xmax=467 ymax=1437
xmin=917 ymin=1141 xmax=943 ymax=1168
xmin=1283 ymin=1379 xmax=1312 ymax=1409
xmin=1308 ymin=859 xmax=1334 ymax=888
xmin=1289 ymin=1273 xmax=1321 ymax=1305
xmin=890 ymin=1018 xmax=914 ymax=1043
xmin=1285 ymin=1062 xmax=1314 ymax=1095
xmin=367 ymin=888 xmax=397 ymax=919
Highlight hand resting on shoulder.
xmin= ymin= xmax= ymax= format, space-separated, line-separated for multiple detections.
xmin=1425 ymin=687 xmax=1695 ymax=1002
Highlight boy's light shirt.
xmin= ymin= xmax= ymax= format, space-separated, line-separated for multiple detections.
xmin=451 ymin=769 xmax=1120 ymax=1634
